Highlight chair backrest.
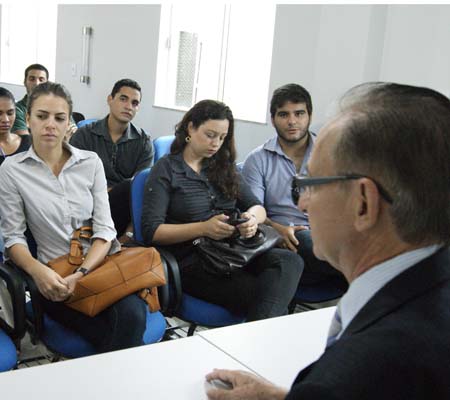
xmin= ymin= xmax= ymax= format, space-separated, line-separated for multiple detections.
xmin=153 ymin=135 xmax=175 ymax=162
xmin=130 ymin=168 xmax=151 ymax=243
xmin=295 ymin=276 xmax=348 ymax=304
xmin=130 ymin=167 xmax=174 ymax=314
xmin=72 ymin=112 xmax=85 ymax=124
xmin=77 ymin=118 xmax=98 ymax=128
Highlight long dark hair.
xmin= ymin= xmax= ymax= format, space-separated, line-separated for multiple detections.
xmin=171 ymin=99 xmax=238 ymax=199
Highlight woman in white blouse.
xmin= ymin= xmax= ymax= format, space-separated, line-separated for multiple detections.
xmin=0 ymin=82 xmax=146 ymax=353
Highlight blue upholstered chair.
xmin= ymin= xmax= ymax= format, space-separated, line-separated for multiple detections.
xmin=0 ymin=329 xmax=17 ymax=372
xmin=131 ymin=168 xmax=245 ymax=335
xmin=153 ymin=135 xmax=175 ymax=162
xmin=22 ymin=282 xmax=167 ymax=359
xmin=72 ymin=112 xmax=85 ymax=125
xmin=288 ymin=277 xmax=348 ymax=313
xmin=5 ymin=230 xmax=167 ymax=360
xmin=76 ymin=118 xmax=97 ymax=128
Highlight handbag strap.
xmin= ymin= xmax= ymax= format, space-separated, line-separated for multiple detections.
xmin=68 ymin=226 xmax=93 ymax=266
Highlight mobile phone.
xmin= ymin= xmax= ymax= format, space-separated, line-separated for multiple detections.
xmin=228 ymin=217 xmax=249 ymax=226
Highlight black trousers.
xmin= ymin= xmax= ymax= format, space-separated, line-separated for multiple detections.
xmin=181 ymin=248 xmax=304 ymax=321
xmin=108 ymin=179 xmax=132 ymax=238
xmin=295 ymin=229 xmax=347 ymax=287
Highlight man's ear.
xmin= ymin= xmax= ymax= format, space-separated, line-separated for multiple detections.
xmin=353 ymin=178 xmax=381 ymax=232
xmin=107 ymin=94 xmax=112 ymax=106
xmin=271 ymin=116 xmax=275 ymax=128
xmin=26 ymin=113 xmax=30 ymax=128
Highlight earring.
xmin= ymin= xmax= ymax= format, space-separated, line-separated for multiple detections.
xmin=185 ymin=136 xmax=191 ymax=143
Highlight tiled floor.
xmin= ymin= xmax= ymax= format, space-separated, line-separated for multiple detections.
xmin=17 ymin=334 xmax=54 ymax=369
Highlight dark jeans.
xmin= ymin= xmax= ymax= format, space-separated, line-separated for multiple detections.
xmin=41 ymin=293 xmax=147 ymax=353
xmin=108 ymin=179 xmax=132 ymax=237
xmin=181 ymin=248 xmax=304 ymax=321
xmin=295 ymin=229 xmax=346 ymax=286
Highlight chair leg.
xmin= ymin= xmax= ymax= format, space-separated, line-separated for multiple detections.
xmin=51 ymin=354 xmax=62 ymax=363
xmin=187 ymin=323 xmax=197 ymax=336
xmin=13 ymin=337 xmax=21 ymax=351
xmin=161 ymin=318 xmax=191 ymax=340
xmin=288 ymin=301 xmax=296 ymax=314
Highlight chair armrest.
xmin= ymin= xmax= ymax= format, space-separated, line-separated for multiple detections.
xmin=157 ymin=256 xmax=170 ymax=314
xmin=6 ymin=261 xmax=45 ymax=341
xmin=0 ymin=261 xmax=26 ymax=340
xmin=156 ymin=247 xmax=182 ymax=317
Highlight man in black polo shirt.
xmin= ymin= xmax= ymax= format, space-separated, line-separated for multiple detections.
xmin=70 ymin=78 xmax=154 ymax=239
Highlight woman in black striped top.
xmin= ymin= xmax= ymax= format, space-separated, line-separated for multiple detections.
xmin=142 ymin=99 xmax=303 ymax=321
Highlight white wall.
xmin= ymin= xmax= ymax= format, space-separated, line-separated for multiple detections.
xmin=380 ymin=5 xmax=450 ymax=97
xmin=50 ymin=4 xmax=450 ymax=160
xmin=0 ymin=82 xmax=25 ymax=101
xmin=56 ymin=5 xmax=162 ymax=129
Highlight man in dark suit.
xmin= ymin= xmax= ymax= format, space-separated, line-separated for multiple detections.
xmin=205 ymin=82 xmax=450 ymax=399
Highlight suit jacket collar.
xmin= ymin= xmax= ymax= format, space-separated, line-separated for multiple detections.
xmin=293 ymin=247 xmax=450 ymax=385
xmin=341 ymin=247 xmax=450 ymax=339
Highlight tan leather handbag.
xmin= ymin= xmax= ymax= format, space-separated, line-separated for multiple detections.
xmin=47 ymin=227 xmax=166 ymax=317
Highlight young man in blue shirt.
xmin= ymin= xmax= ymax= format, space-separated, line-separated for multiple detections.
xmin=242 ymin=83 xmax=344 ymax=286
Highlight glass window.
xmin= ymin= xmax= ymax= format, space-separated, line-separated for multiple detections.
xmin=0 ymin=3 xmax=57 ymax=84
xmin=154 ymin=4 xmax=276 ymax=123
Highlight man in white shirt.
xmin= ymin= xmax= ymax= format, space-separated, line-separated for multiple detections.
xmin=206 ymin=82 xmax=450 ymax=400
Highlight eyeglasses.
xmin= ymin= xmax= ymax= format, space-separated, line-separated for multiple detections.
xmin=291 ymin=174 xmax=393 ymax=205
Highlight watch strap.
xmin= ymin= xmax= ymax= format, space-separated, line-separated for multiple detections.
xmin=76 ymin=267 xmax=89 ymax=276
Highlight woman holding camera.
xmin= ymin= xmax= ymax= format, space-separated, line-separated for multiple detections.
xmin=142 ymin=100 xmax=303 ymax=320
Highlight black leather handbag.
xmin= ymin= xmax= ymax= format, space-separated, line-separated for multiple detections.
xmin=193 ymin=224 xmax=281 ymax=276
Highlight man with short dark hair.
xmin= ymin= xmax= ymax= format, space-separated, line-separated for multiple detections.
xmin=12 ymin=64 xmax=49 ymax=135
xmin=242 ymin=83 xmax=345 ymax=287
xmin=206 ymin=82 xmax=450 ymax=399
xmin=12 ymin=63 xmax=77 ymax=138
xmin=70 ymin=78 xmax=154 ymax=239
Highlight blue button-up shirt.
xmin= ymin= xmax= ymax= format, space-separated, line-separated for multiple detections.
xmin=242 ymin=135 xmax=314 ymax=227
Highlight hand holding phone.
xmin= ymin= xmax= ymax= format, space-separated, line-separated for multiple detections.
xmin=228 ymin=217 xmax=249 ymax=226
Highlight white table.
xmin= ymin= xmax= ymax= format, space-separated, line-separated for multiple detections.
xmin=198 ymin=306 xmax=335 ymax=388
xmin=0 ymin=336 xmax=250 ymax=400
